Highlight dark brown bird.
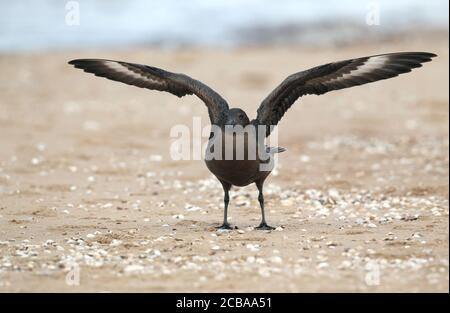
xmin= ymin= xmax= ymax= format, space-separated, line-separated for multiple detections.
xmin=69 ymin=52 xmax=436 ymax=230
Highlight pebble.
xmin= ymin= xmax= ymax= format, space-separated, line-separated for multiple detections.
xmin=110 ymin=239 xmax=122 ymax=246
xmin=246 ymin=244 xmax=260 ymax=252
xmin=317 ymin=262 xmax=329 ymax=269
xmin=269 ymin=256 xmax=283 ymax=264
xmin=185 ymin=204 xmax=201 ymax=212
xmin=124 ymin=264 xmax=144 ymax=273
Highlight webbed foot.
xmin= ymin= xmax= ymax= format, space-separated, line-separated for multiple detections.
xmin=255 ymin=223 xmax=275 ymax=230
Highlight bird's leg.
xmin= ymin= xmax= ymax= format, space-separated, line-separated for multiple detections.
xmin=255 ymin=181 xmax=275 ymax=230
xmin=217 ymin=181 xmax=232 ymax=230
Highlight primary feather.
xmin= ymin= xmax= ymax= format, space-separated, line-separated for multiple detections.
xmin=254 ymin=52 xmax=436 ymax=136
xmin=68 ymin=59 xmax=229 ymax=124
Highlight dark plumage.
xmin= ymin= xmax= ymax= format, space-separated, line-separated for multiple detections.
xmin=254 ymin=52 xmax=436 ymax=136
xmin=69 ymin=52 xmax=436 ymax=230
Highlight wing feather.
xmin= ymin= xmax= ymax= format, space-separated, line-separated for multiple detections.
xmin=68 ymin=59 xmax=229 ymax=124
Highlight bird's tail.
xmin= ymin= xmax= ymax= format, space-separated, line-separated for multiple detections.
xmin=265 ymin=146 xmax=286 ymax=154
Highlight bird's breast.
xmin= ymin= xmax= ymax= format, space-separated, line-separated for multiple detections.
xmin=204 ymin=131 xmax=272 ymax=186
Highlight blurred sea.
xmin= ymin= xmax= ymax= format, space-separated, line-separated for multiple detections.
xmin=0 ymin=0 xmax=448 ymax=52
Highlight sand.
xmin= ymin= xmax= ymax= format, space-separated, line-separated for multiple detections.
xmin=0 ymin=33 xmax=448 ymax=292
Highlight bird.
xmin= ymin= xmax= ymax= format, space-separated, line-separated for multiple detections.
xmin=69 ymin=51 xmax=436 ymax=230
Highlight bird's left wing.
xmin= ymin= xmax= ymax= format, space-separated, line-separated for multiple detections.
xmin=68 ymin=59 xmax=229 ymax=124
xmin=253 ymin=52 xmax=436 ymax=137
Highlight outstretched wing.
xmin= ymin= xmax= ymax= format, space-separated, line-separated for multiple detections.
xmin=254 ymin=52 xmax=436 ymax=136
xmin=68 ymin=59 xmax=229 ymax=124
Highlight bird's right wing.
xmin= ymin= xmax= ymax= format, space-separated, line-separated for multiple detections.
xmin=69 ymin=59 xmax=229 ymax=124
xmin=254 ymin=52 xmax=436 ymax=137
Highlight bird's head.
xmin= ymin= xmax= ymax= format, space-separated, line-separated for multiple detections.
xmin=226 ymin=108 xmax=250 ymax=126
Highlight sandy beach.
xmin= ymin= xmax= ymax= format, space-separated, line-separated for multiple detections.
xmin=0 ymin=32 xmax=448 ymax=292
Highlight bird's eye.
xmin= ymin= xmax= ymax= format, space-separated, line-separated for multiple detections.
xmin=238 ymin=114 xmax=244 ymax=119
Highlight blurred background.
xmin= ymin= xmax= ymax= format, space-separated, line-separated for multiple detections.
xmin=0 ymin=0 xmax=448 ymax=52
xmin=0 ymin=1 xmax=448 ymax=292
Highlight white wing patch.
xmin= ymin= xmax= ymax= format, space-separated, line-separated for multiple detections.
xmin=103 ymin=61 xmax=164 ymax=85
xmin=328 ymin=55 xmax=388 ymax=83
